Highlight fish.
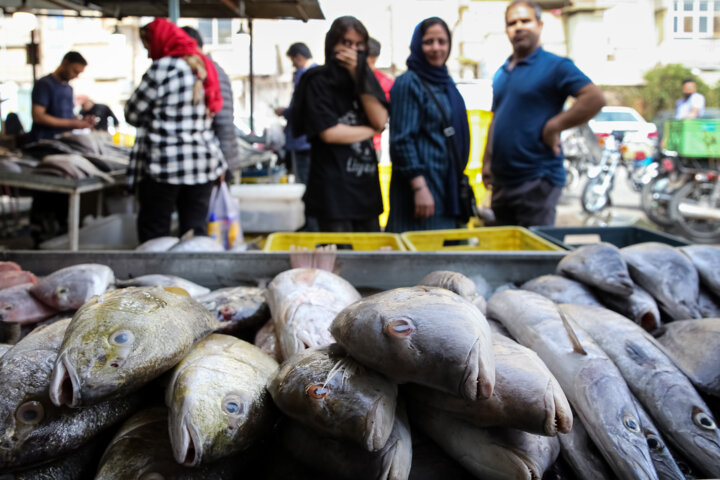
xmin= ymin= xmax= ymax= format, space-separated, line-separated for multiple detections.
xmin=621 ymin=243 xmax=701 ymax=321
xmin=653 ymin=318 xmax=720 ymax=398
xmin=39 ymin=153 xmax=114 ymax=182
xmin=487 ymin=290 xmax=658 ymax=480
xmin=166 ymin=333 xmax=278 ymax=466
xmin=0 ymin=319 xmax=139 ymax=470
xmin=418 ymin=270 xmax=487 ymax=314
xmin=558 ymin=413 xmax=614 ymax=480
xmin=134 ymin=236 xmax=180 ymax=252
xmin=562 ymin=302 xmax=720 ymax=477
xmin=521 ymin=274 xmax=604 ymax=307
xmin=557 ymin=242 xmax=635 ymax=296
xmin=599 ymin=284 xmax=662 ymax=332
xmin=269 ymin=344 xmax=397 ymax=451
xmin=0 ymin=343 xmax=11 ymax=358
xmin=679 ymin=244 xmax=720 ymax=297
xmin=116 ymin=274 xmax=211 ymax=298
xmin=96 ymin=407 xmax=253 ymax=480
xmin=407 ymin=429 xmax=477 ymax=480
xmin=278 ymin=405 xmax=413 ymax=480
xmin=168 ymin=235 xmax=225 ymax=252
xmin=267 ymin=268 xmax=361 ymax=361
xmin=198 ymin=286 xmax=270 ymax=334
xmin=254 ymin=320 xmax=282 ymax=362
xmin=331 ymin=286 xmax=495 ymax=401
xmin=49 ymin=286 xmax=217 ymax=407
xmin=0 ymin=270 xmax=38 ymax=289
xmin=632 ymin=396 xmax=686 ymax=480
xmin=0 ymin=283 xmax=58 ymax=325
xmin=30 ymin=263 xmax=115 ymax=311
xmin=411 ymin=404 xmax=560 ymax=480
xmin=407 ymin=332 xmax=572 ymax=436
xmin=0 ymin=261 xmax=21 ymax=272
xmin=698 ymin=286 xmax=720 ymax=318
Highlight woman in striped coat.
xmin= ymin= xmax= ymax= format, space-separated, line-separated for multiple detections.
xmin=386 ymin=17 xmax=470 ymax=233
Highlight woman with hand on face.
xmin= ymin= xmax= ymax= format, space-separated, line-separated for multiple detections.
xmin=290 ymin=16 xmax=389 ymax=233
xmin=386 ymin=17 xmax=471 ymax=232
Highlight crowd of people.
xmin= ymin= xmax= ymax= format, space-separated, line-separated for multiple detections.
xmin=24 ymin=0 xmax=713 ymax=241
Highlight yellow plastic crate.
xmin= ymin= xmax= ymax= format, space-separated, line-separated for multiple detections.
xmin=263 ymin=232 xmax=406 ymax=251
xmin=400 ymin=227 xmax=564 ymax=252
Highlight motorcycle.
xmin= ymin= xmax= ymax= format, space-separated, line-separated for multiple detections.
xmin=668 ymin=157 xmax=720 ymax=243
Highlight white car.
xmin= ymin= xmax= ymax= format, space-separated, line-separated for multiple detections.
xmin=588 ymin=106 xmax=658 ymax=145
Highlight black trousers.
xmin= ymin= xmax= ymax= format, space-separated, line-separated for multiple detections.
xmin=491 ymin=178 xmax=562 ymax=228
xmin=317 ymin=217 xmax=380 ymax=233
xmin=137 ymin=177 xmax=215 ymax=243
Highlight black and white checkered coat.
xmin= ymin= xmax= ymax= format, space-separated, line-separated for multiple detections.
xmin=125 ymin=56 xmax=227 ymax=186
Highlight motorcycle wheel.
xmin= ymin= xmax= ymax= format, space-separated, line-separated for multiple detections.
xmin=581 ymin=174 xmax=611 ymax=214
xmin=640 ymin=174 xmax=675 ymax=227
xmin=669 ymin=180 xmax=720 ymax=243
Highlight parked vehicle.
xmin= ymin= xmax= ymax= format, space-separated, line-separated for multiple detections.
xmin=668 ymin=157 xmax=720 ymax=243
xmin=589 ymin=106 xmax=658 ymax=162
xmin=561 ymin=123 xmax=601 ymax=189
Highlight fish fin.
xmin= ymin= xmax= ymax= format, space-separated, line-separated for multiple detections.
xmin=289 ymin=245 xmax=314 ymax=269
xmin=180 ymin=229 xmax=195 ymax=241
xmin=624 ymin=340 xmax=654 ymax=367
xmin=164 ymin=286 xmax=190 ymax=296
xmin=557 ymin=308 xmax=588 ymax=355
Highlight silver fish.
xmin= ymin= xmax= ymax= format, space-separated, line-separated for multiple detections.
xmin=49 ymin=286 xmax=216 ymax=407
xmin=698 ymin=286 xmax=720 ymax=317
xmin=621 ymin=243 xmax=701 ymax=320
xmin=116 ymin=274 xmax=210 ymax=298
xmin=134 ymin=236 xmax=179 ymax=252
xmin=198 ymin=286 xmax=270 ymax=334
xmin=419 ymin=270 xmax=487 ymax=314
xmin=0 ymin=343 xmax=10 ymax=358
xmin=331 ymin=286 xmax=495 ymax=401
xmin=560 ymin=303 xmax=720 ymax=477
xmin=0 ymin=283 xmax=58 ymax=325
xmin=168 ymin=236 xmax=225 ymax=252
xmin=408 ymin=332 xmax=572 ymax=436
xmin=30 ymin=263 xmax=114 ymax=311
xmin=267 ymin=268 xmax=361 ymax=361
xmin=654 ymin=318 xmax=720 ymax=397
xmin=412 ymin=404 xmax=560 ymax=480
xmin=0 ymin=319 xmax=138 ymax=469
xmin=679 ymin=244 xmax=720 ymax=297
xmin=558 ymin=413 xmax=614 ymax=480
xmin=254 ymin=320 xmax=282 ymax=362
xmin=632 ymin=396 xmax=686 ymax=480
xmin=166 ymin=334 xmax=278 ymax=466
xmin=557 ymin=243 xmax=634 ymax=296
xmin=487 ymin=290 xmax=657 ymax=480
xmin=269 ymin=344 xmax=397 ymax=451
xmin=600 ymin=284 xmax=661 ymax=332
xmin=521 ymin=274 xmax=604 ymax=307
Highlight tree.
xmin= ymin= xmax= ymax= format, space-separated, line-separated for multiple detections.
xmin=641 ymin=64 xmax=710 ymax=120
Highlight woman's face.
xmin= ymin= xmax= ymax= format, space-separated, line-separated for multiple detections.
xmin=421 ymin=24 xmax=450 ymax=67
xmin=335 ymin=27 xmax=365 ymax=53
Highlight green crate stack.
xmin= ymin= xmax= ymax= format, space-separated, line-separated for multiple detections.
xmin=665 ymin=119 xmax=720 ymax=157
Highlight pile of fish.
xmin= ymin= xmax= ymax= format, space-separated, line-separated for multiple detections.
xmin=0 ymin=241 xmax=719 ymax=479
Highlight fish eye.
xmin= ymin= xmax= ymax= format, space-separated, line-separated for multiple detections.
xmin=109 ymin=330 xmax=135 ymax=346
xmin=56 ymin=287 xmax=69 ymax=296
xmin=623 ymin=415 xmax=640 ymax=433
xmin=307 ymin=384 xmax=328 ymax=399
xmin=16 ymin=401 xmax=44 ymax=425
xmin=385 ymin=318 xmax=415 ymax=338
xmin=222 ymin=396 xmax=244 ymax=416
xmin=2 ymin=304 xmax=12 ymax=311
xmin=645 ymin=434 xmax=663 ymax=451
xmin=693 ymin=411 xmax=717 ymax=430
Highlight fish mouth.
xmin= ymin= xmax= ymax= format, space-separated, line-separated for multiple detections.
xmin=639 ymin=311 xmax=658 ymax=332
xmin=461 ymin=337 xmax=494 ymax=400
xmin=545 ymin=380 xmax=573 ymax=435
xmin=174 ymin=419 xmax=202 ymax=467
xmin=363 ymin=398 xmax=389 ymax=452
xmin=49 ymin=353 xmax=81 ymax=407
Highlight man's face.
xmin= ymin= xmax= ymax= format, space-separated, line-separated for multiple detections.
xmin=59 ymin=61 xmax=85 ymax=82
xmin=506 ymin=3 xmax=543 ymax=56
xmin=290 ymin=54 xmax=305 ymax=70
xmin=683 ymin=81 xmax=697 ymax=98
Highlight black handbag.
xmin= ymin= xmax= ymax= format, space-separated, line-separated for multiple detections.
xmin=418 ymin=78 xmax=476 ymax=223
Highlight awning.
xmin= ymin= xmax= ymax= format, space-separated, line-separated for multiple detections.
xmin=0 ymin=0 xmax=324 ymax=20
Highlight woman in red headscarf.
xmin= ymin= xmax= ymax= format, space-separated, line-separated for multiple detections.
xmin=125 ymin=18 xmax=227 ymax=243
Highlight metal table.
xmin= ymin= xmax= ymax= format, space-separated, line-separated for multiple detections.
xmin=0 ymin=170 xmax=124 ymax=251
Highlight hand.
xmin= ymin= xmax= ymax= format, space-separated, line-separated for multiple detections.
xmin=73 ymin=116 xmax=95 ymax=129
xmin=413 ymin=185 xmax=435 ymax=219
xmin=542 ymin=118 xmax=562 ymax=156
xmin=481 ymin=162 xmax=492 ymax=189
xmin=334 ymin=46 xmax=359 ymax=78
xmin=274 ymin=106 xmax=285 ymax=116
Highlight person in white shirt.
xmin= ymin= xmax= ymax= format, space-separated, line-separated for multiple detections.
xmin=675 ymin=78 xmax=705 ymax=120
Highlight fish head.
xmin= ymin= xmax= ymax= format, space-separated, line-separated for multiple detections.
xmin=49 ymin=288 xmax=173 ymax=407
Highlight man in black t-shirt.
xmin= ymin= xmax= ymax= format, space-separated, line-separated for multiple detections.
xmin=78 ymin=96 xmax=119 ymax=131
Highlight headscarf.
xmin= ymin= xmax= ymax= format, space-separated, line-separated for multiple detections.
xmin=406 ymin=18 xmax=470 ymax=217
xmin=143 ymin=18 xmax=223 ymax=114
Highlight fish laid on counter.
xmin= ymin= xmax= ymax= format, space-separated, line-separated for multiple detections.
xmin=411 ymin=404 xmax=560 ymax=480
xmin=698 ymin=286 xmax=720 ymax=317
xmin=418 ymin=270 xmax=487 ymax=314
xmin=0 ymin=270 xmax=38 ymax=290
xmin=254 ymin=320 xmax=282 ymax=362
xmin=30 ymin=263 xmax=114 ymax=311
xmin=166 ymin=334 xmax=278 ymax=466
xmin=0 ymin=283 xmax=58 ymax=325
xmin=331 ymin=286 xmax=495 ymax=401
xmin=599 ymin=284 xmax=661 ymax=332
xmin=116 ymin=274 xmax=210 ymax=298
xmin=653 ymin=318 xmax=720 ymax=398
xmin=556 ymin=243 xmax=634 ymax=296
xmin=168 ymin=235 xmax=225 ymax=252
xmin=267 ymin=268 xmax=361 ymax=361
xmin=0 ymin=319 xmax=139 ymax=470
xmin=407 ymin=332 xmax=572 ymax=436
xmin=198 ymin=286 xmax=270 ymax=334
xmin=679 ymin=244 xmax=720 ymax=297
xmin=134 ymin=236 xmax=180 ymax=252
xmin=49 ymin=286 xmax=216 ymax=407
xmin=560 ymin=303 xmax=720 ymax=477
xmin=558 ymin=413 xmax=614 ymax=480
xmin=621 ymin=243 xmax=701 ymax=321
xmin=631 ymin=396 xmax=686 ymax=480
xmin=521 ymin=274 xmax=604 ymax=307
xmin=269 ymin=344 xmax=397 ymax=451
xmin=487 ymin=290 xmax=657 ymax=480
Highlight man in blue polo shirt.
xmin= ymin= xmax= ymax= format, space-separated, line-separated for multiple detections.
xmin=482 ymin=1 xmax=605 ymax=227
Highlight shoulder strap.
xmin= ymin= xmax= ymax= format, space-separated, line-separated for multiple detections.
xmin=417 ymin=77 xmax=461 ymax=170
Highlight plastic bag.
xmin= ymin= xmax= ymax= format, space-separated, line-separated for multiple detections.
xmin=207 ymin=182 xmax=242 ymax=249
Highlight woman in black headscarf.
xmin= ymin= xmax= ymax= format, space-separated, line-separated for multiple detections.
xmin=290 ymin=16 xmax=389 ymax=233
xmin=386 ymin=17 xmax=470 ymax=232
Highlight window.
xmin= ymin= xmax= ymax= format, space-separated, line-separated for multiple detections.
xmin=197 ymin=19 xmax=233 ymax=46
xmin=673 ymin=0 xmax=720 ymax=37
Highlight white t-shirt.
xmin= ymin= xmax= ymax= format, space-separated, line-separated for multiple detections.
xmin=675 ymin=92 xmax=705 ymax=119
